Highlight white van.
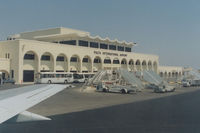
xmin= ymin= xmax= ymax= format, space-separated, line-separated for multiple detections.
xmin=73 ymin=73 xmax=86 ymax=83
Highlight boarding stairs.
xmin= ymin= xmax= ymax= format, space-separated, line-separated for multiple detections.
xmin=188 ymin=70 xmax=200 ymax=80
xmin=84 ymin=70 xmax=106 ymax=86
xmin=142 ymin=70 xmax=169 ymax=87
xmin=117 ymin=69 xmax=144 ymax=90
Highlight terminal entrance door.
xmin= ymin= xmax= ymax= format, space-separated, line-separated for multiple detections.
xmin=23 ymin=70 xmax=34 ymax=82
xmin=2 ymin=73 xmax=5 ymax=79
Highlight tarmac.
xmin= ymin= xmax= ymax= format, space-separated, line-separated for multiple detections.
xmin=0 ymin=83 xmax=200 ymax=133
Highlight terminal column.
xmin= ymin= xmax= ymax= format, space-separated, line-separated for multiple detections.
xmin=79 ymin=61 xmax=82 ymax=73
xmin=67 ymin=61 xmax=70 ymax=72
xmin=91 ymin=60 xmax=94 ymax=73
xmin=37 ymin=59 xmax=41 ymax=73
xmin=53 ymin=58 xmax=56 ymax=72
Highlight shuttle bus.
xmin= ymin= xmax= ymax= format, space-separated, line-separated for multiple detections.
xmin=36 ymin=72 xmax=74 ymax=84
xmin=36 ymin=72 xmax=95 ymax=84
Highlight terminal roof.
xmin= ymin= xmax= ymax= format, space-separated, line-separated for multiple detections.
xmin=10 ymin=27 xmax=135 ymax=46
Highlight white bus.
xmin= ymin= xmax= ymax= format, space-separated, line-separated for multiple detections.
xmin=36 ymin=72 xmax=74 ymax=84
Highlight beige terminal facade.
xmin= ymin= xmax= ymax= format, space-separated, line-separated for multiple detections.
xmin=0 ymin=27 xmax=183 ymax=84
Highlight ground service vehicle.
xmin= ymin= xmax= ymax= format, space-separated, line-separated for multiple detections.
xmin=96 ymin=82 xmax=137 ymax=94
xmin=182 ymin=81 xmax=191 ymax=87
xmin=153 ymin=84 xmax=175 ymax=93
xmin=73 ymin=73 xmax=86 ymax=83
xmin=190 ymin=79 xmax=200 ymax=86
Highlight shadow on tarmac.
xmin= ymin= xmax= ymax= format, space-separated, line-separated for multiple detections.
xmin=1 ymin=89 xmax=200 ymax=133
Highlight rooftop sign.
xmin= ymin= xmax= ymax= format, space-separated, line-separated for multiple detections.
xmin=94 ymin=51 xmax=127 ymax=57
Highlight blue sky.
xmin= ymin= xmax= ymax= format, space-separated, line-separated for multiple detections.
xmin=0 ymin=0 xmax=199 ymax=68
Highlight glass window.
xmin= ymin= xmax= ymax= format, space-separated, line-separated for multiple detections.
xmin=104 ymin=59 xmax=111 ymax=64
xmin=56 ymin=74 xmax=60 ymax=78
xmin=125 ymin=47 xmax=131 ymax=52
xmin=56 ymin=70 xmax=64 ymax=72
xmin=84 ymin=74 xmax=90 ymax=78
xmin=100 ymin=43 xmax=108 ymax=49
xmin=56 ymin=56 xmax=64 ymax=61
xmin=117 ymin=46 xmax=124 ymax=51
xmin=90 ymin=42 xmax=99 ymax=48
xmin=94 ymin=58 xmax=101 ymax=63
xmin=113 ymin=60 xmax=120 ymax=64
xmin=70 ymin=57 xmax=78 ymax=62
xmin=73 ymin=74 xmax=83 ymax=79
xmin=79 ymin=40 xmax=88 ymax=47
xmin=82 ymin=58 xmax=89 ymax=62
xmin=60 ymin=40 xmax=76 ymax=45
xmin=41 ymin=55 xmax=50 ymax=61
xmin=121 ymin=60 xmax=127 ymax=64
xmin=65 ymin=74 xmax=72 ymax=78
xmin=41 ymin=74 xmax=45 ymax=78
xmin=109 ymin=45 xmax=116 ymax=50
xmin=129 ymin=61 xmax=134 ymax=65
xmin=24 ymin=54 xmax=35 ymax=60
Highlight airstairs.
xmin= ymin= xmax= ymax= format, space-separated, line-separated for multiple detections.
xmin=141 ymin=70 xmax=175 ymax=92
xmin=83 ymin=70 xmax=106 ymax=86
xmin=188 ymin=70 xmax=200 ymax=80
xmin=83 ymin=69 xmax=143 ymax=91
xmin=182 ymin=70 xmax=200 ymax=86
xmin=117 ymin=69 xmax=144 ymax=90
xmin=142 ymin=70 xmax=165 ymax=85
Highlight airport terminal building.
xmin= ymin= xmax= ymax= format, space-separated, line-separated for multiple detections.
xmin=0 ymin=27 xmax=183 ymax=84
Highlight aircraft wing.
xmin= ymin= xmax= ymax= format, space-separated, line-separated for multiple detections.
xmin=0 ymin=84 xmax=68 ymax=124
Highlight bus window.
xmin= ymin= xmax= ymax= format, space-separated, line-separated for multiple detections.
xmin=44 ymin=74 xmax=48 ymax=78
xmin=84 ymin=74 xmax=89 ymax=79
xmin=79 ymin=75 xmax=83 ymax=79
xmin=65 ymin=74 xmax=72 ymax=78
xmin=73 ymin=74 xmax=83 ymax=79
xmin=41 ymin=74 xmax=46 ymax=78
xmin=48 ymin=74 xmax=54 ymax=78
xmin=52 ymin=74 xmax=56 ymax=78
xmin=56 ymin=74 xmax=60 ymax=78
xmin=73 ymin=74 xmax=79 ymax=79
xmin=61 ymin=74 xmax=65 ymax=78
